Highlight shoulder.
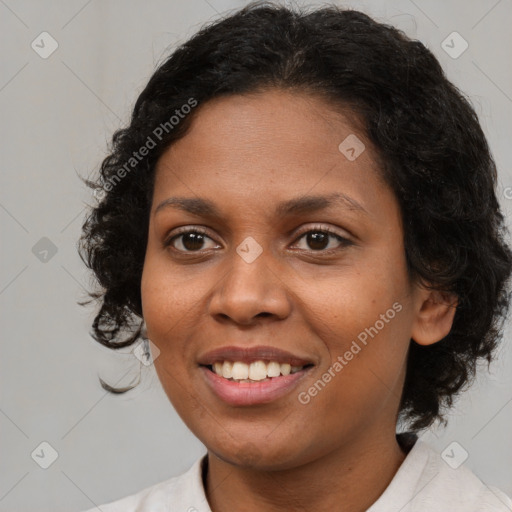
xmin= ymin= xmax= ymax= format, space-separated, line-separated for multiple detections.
xmin=406 ymin=440 xmax=512 ymax=511
xmin=370 ymin=439 xmax=512 ymax=512
xmin=418 ymin=441 xmax=512 ymax=512
xmin=80 ymin=455 xmax=210 ymax=512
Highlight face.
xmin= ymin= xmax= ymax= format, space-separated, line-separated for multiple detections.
xmin=141 ymin=89 xmax=426 ymax=470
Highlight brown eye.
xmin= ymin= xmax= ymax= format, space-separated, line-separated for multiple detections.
xmin=165 ymin=228 xmax=219 ymax=252
xmin=293 ymin=227 xmax=352 ymax=253
xmin=305 ymin=232 xmax=330 ymax=251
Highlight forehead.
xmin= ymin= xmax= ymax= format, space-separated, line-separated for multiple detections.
xmin=152 ymin=89 xmax=395 ymax=223
xmin=158 ymin=89 xmax=369 ymax=163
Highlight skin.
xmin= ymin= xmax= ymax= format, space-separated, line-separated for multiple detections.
xmin=140 ymin=88 xmax=457 ymax=512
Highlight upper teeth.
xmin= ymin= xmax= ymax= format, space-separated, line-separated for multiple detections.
xmin=212 ymin=361 xmax=304 ymax=380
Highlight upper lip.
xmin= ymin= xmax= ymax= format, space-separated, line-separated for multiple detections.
xmin=198 ymin=345 xmax=315 ymax=367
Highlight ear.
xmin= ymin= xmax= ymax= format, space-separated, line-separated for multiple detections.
xmin=410 ymin=288 xmax=458 ymax=346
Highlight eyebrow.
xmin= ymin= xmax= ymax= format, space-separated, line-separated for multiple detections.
xmin=154 ymin=192 xmax=369 ymax=219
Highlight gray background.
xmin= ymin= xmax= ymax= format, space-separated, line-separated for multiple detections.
xmin=1 ymin=0 xmax=511 ymax=510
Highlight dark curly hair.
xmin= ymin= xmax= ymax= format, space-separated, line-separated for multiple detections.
xmin=78 ymin=1 xmax=512 ymax=431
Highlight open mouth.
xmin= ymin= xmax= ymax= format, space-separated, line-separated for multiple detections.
xmin=201 ymin=361 xmax=315 ymax=383
xmin=199 ymin=360 xmax=315 ymax=406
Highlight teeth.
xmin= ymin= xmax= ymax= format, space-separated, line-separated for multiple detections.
xmin=232 ymin=361 xmax=249 ymax=380
xmin=267 ymin=361 xmax=281 ymax=377
xmin=221 ymin=361 xmax=233 ymax=379
xmin=249 ymin=361 xmax=267 ymax=381
xmin=280 ymin=363 xmax=291 ymax=376
xmin=210 ymin=360 xmax=306 ymax=380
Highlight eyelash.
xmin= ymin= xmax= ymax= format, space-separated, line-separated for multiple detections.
xmin=163 ymin=224 xmax=352 ymax=255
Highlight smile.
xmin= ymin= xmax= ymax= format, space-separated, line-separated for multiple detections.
xmin=200 ymin=361 xmax=314 ymax=406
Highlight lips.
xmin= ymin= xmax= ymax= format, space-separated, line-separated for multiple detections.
xmin=197 ymin=345 xmax=316 ymax=405
xmin=200 ymin=365 xmax=314 ymax=406
xmin=197 ymin=345 xmax=316 ymax=367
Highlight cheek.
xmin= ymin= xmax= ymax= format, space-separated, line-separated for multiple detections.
xmin=141 ymin=250 xmax=209 ymax=337
xmin=140 ymin=255 xmax=188 ymax=374
xmin=297 ymin=255 xmax=411 ymax=412
xmin=140 ymin=251 xmax=220 ymax=391
xmin=295 ymin=305 xmax=410 ymax=437
xmin=140 ymin=257 xmax=202 ymax=421
xmin=299 ymin=254 xmax=405 ymax=343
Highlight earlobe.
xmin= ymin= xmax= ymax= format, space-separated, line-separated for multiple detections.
xmin=411 ymin=289 xmax=458 ymax=346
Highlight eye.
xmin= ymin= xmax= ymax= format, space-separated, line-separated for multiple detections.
xmin=292 ymin=225 xmax=352 ymax=253
xmin=164 ymin=227 xmax=219 ymax=253
xmin=164 ymin=224 xmax=352 ymax=255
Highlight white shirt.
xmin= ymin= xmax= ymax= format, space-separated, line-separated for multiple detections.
xmin=82 ymin=439 xmax=512 ymax=511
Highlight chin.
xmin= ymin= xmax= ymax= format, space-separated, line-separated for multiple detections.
xmin=207 ymin=438 xmax=310 ymax=472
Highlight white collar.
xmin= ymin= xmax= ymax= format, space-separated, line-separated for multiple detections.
xmin=87 ymin=438 xmax=511 ymax=511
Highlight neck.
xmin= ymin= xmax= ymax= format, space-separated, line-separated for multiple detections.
xmin=204 ymin=430 xmax=409 ymax=512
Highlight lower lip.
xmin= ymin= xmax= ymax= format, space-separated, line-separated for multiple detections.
xmin=200 ymin=365 xmax=313 ymax=406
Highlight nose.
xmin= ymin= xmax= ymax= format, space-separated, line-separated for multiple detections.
xmin=207 ymin=245 xmax=292 ymax=326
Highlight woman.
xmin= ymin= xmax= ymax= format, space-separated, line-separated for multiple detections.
xmin=79 ymin=2 xmax=512 ymax=510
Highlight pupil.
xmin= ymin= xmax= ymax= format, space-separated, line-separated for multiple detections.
xmin=183 ymin=233 xmax=204 ymax=251
xmin=308 ymin=232 xmax=328 ymax=250
xmin=181 ymin=232 xmax=329 ymax=251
